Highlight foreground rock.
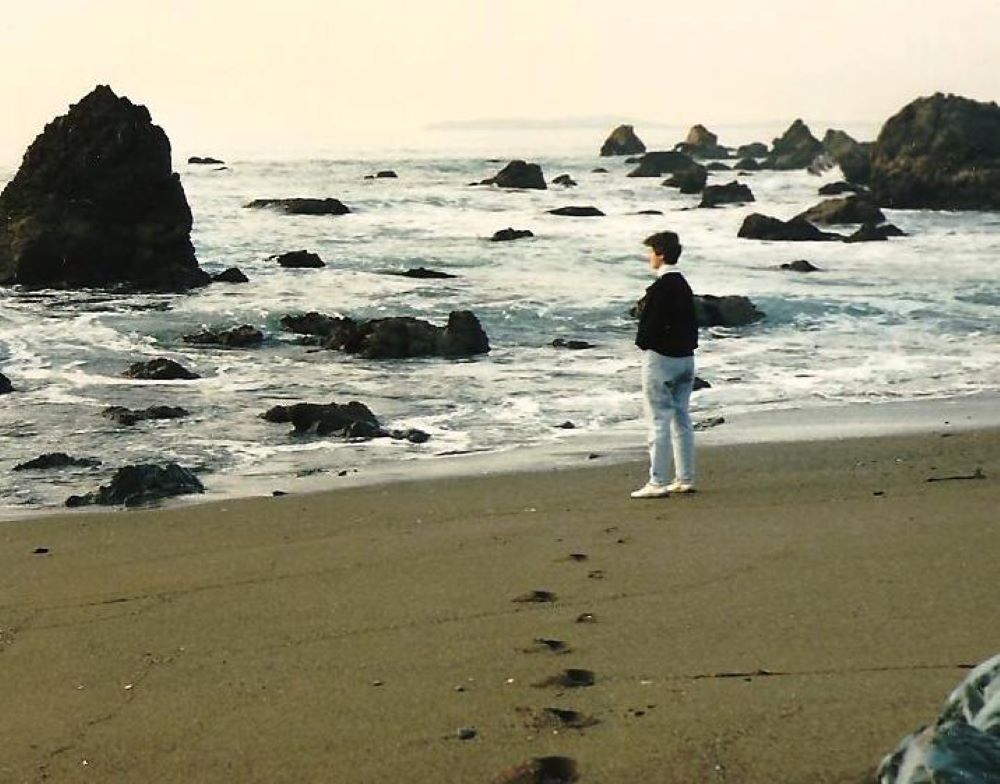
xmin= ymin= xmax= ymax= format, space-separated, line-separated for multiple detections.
xmin=694 ymin=295 xmax=765 ymax=327
xmin=738 ymin=214 xmax=844 ymax=241
xmin=699 ymin=181 xmax=754 ymax=208
xmin=183 ymin=324 xmax=264 ymax=348
xmin=0 ymin=85 xmax=209 ymax=291
xmin=877 ymin=653 xmax=1000 ymax=784
xmin=675 ymin=124 xmax=729 ymax=159
xmin=283 ymin=310 xmax=490 ymax=359
xmin=763 ymin=119 xmax=823 ymax=170
xmin=795 ymin=195 xmax=885 ymax=225
xmin=491 ymin=228 xmax=534 ymax=242
xmin=14 ymin=453 xmax=101 ymax=471
xmin=482 ymin=160 xmax=546 ymax=190
xmin=870 ymin=92 xmax=1000 ymax=210
xmin=600 ymin=124 xmax=645 ymax=156
xmin=271 ymin=249 xmax=324 ymax=268
xmin=547 ymin=206 xmax=605 ymax=217
xmin=123 ymin=358 xmax=200 ymax=380
xmin=244 ymin=198 xmax=350 ymax=215
xmin=102 ymin=405 xmax=189 ymax=426
xmin=66 ymin=463 xmax=204 ymax=507
xmin=212 ymin=267 xmax=249 ymax=283
xmin=0 ymin=371 xmax=11 ymax=394
xmin=627 ymin=151 xmax=699 ymax=178
xmin=262 ymin=400 xmax=428 ymax=443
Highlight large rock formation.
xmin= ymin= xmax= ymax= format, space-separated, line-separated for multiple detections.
xmin=482 ymin=160 xmax=547 ymax=189
xmin=66 ymin=463 xmax=204 ymax=507
xmin=738 ymin=214 xmax=844 ymax=241
xmin=626 ymin=151 xmax=699 ymax=178
xmin=870 ymin=93 xmax=1000 ymax=210
xmin=0 ymin=85 xmax=209 ymax=291
xmin=795 ymin=195 xmax=885 ymax=225
xmin=600 ymin=124 xmax=646 ymax=156
xmin=763 ymin=119 xmax=823 ymax=170
xmin=674 ymin=125 xmax=729 ymax=159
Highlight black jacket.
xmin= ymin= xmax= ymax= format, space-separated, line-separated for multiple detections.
xmin=635 ymin=271 xmax=698 ymax=357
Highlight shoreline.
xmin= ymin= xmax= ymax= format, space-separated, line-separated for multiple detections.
xmin=2 ymin=425 xmax=998 ymax=781
xmin=4 ymin=391 xmax=999 ymax=523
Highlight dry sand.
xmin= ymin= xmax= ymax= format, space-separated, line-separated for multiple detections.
xmin=2 ymin=428 xmax=998 ymax=783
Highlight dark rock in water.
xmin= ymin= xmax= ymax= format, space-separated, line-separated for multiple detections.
xmin=390 ymin=428 xmax=431 ymax=444
xmin=183 ymin=324 xmax=264 ymax=348
xmin=663 ymin=166 xmax=707 ymax=194
xmin=0 ymin=85 xmax=210 ymax=292
xmin=734 ymin=157 xmax=761 ymax=171
xmin=212 ymin=266 xmax=249 ymax=283
xmin=705 ymin=162 xmax=731 ymax=171
xmin=781 ymin=259 xmax=822 ymax=272
xmin=391 ymin=267 xmax=457 ymax=279
xmin=65 ymin=463 xmax=204 ymax=507
xmin=552 ymin=174 xmax=577 ymax=187
xmin=556 ymin=421 xmax=576 ymax=429
xmin=694 ymin=295 xmax=765 ymax=327
xmin=547 ymin=206 xmax=605 ymax=217
xmin=633 ymin=209 xmax=663 ymax=215
xmin=483 ymin=160 xmax=547 ymax=190
xmin=796 ymin=195 xmax=885 ymax=225
xmin=763 ymin=119 xmax=823 ymax=170
xmin=14 ymin=452 xmax=101 ymax=471
xmin=102 ymin=405 xmax=189 ymax=426
xmin=699 ymin=181 xmax=755 ymax=208
xmin=738 ymin=213 xmax=844 ymax=241
xmin=821 ymin=129 xmax=871 ymax=184
xmin=877 ymin=653 xmax=1000 ymax=784
xmin=591 ymin=167 xmax=608 ymax=173
xmin=262 ymin=400 xmax=429 ymax=443
xmin=736 ymin=142 xmax=768 ymax=158
xmin=188 ymin=156 xmax=224 ymax=165
xmin=870 ymin=92 xmax=1000 ymax=210
xmin=693 ymin=376 xmax=711 ymax=391
xmin=819 ymin=181 xmax=869 ymax=196
xmin=674 ymin=124 xmax=730 ymax=159
xmin=271 ymin=249 xmax=325 ymax=268
xmin=845 ymin=222 xmax=907 ymax=243
xmin=552 ymin=338 xmax=594 ymax=350
xmin=491 ymin=227 xmax=534 ymax=242
xmin=0 ymin=371 xmax=11 ymax=395
xmin=627 ymin=151 xmax=698 ymax=178
xmin=600 ymin=124 xmax=645 ymax=156
xmin=375 ymin=170 xmax=397 ymax=178
xmin=123 ymin=358 xmax=200 ymax=380
xmin=624 ymin=156 xmax=642 ymax=164
xmin=280 ymin=312 xmax=355 ymax=339
xmin=244 ymin=198 xmax=350 ymax=215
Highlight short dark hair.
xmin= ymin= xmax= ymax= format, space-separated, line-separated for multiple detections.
xmin=643 ymin=231 xmax=683 ymax=264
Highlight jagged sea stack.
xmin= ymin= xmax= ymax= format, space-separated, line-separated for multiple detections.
xmin=0 ymin=85 xmax=209 ymax=291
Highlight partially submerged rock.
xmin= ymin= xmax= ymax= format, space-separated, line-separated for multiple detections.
xmin=781 ymin=259 xmax=821 ymax=272
xmin=844 ymin=222 xmax=906 ymax=243
xmin=663 ymin=165 xmax=707 ymax=194
xmin=694 ymin=295 xmax=766 ymax=327
xmin=675 ymin=124 xmax=730 ymax=159
xmin=600 ymin=124 xmax=645 ymax=156
xmin=270 ymin=249 xmax=325 ymax=268
xmin=102 ymin=405 xmax=189 ymax=426
xmin=796 ymin=195 xmax=885 ymax=225
xmin=877 ymin=653 xmax=1000 ymax=784
xmin=552 ymin=174 xmax=577 ymax=187
xmin=870 ymin=92 xmax=1000 ymax=210
xmin=552 ymin=339 xmax=594 ymax=350
xmin=14 ymin=453 xmax=101 ymax=471
xmin=123 ymin=358 xmax=200 ymax=380
xmin=0 ymin=85 xmax=209 ymax=291
xmin=0 ymin=371 xmax=11 ymax=395
xmin=735 ymin=157 xmax=761 ymax=171
xmin=547 ymin=206 xmax=605 ymax=217
xmin=736 ymin=142 xmax=768 ymax=158
xmin=699 ymin=181 xmax=754 ymax=208
xmin=182 ymin=324 xmax=264 ymax=348
xmin=819 ymin=181 xmax=869 ymax=196
xmin=482 ymin=160 xmax=547 ymax=190
xmin=66 ymin=463 xmax=204 ymax=507
xmin=245 ymin=198 xmax=350 ymax=215
xmin=212 ymin=267 xmax=249 ymax=283
xmin=262 ymin=400 xmax=428 ymax=443
xmin=390 ymin=267 xmax=457 ymax=279
xmin=763 ymin=119 xmax=823 ymax=170
xmin=627 ymin=151 xmax=699 ymax=178
xmin=738 ymin=213 xmax=844 ymax=241
xmin=491 ymin=228 xmax=534 ymax=242
xmin=188 ymin=156 xmax=224 ymax=165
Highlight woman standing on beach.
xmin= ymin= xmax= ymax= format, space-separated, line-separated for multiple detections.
xmin=631 ymin=231 xmax=698 ymax=499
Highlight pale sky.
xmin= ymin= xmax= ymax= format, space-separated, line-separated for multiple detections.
xmin=2 ymin=0 xmax=999 ymax=162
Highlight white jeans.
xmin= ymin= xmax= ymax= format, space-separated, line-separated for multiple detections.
xmin=641 ymin=351 xmax=695 ymax=486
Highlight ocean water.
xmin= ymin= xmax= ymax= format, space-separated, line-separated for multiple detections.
xmin=2 ymin=130 xmax=999 ymax=512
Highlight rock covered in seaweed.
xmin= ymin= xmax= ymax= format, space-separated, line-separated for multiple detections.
xmin=870 ymin=93 xmax=1000 ymax=210
xmin=0 ymin=85 xmax=209 ymax=291
xmin=600 ymin=124 xmax=645 ymax=156
xmin=66 ymin=463 xmax=204 ymax=507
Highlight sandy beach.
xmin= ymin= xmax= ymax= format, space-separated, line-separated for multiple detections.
xmin=2 ymin=427 xmax=998 ymax=783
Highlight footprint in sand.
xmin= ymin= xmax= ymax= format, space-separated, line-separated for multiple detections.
xmin=494 ymin=756 xmax=579 ymax=784
xmin=516 ymin=706 xmax=599 ymax=731
xmin=521 ymin=638 xmax=571 ymax=655
xmin=533 ymin=668 xmax=595 ymax=688
xmin=512 ymin=590 xmax=557 ymax=604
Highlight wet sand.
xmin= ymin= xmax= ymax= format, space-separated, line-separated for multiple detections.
xmin=2 ymin=428 xmax=998 ymax=783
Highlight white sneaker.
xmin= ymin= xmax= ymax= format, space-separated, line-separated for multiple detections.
xmin=630 ymin=482 xmax=670 ymax=499
xmin=666 ymin=481 xmax=696 ymax=494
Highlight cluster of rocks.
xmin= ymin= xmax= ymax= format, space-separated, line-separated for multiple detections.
xmin=740 ymin=195 xmax=906 ymax=243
